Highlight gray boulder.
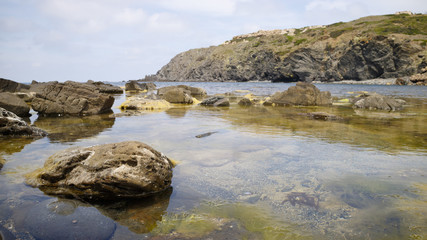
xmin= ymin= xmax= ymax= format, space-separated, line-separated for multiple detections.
xmin=31 ymin=81 xmax=114 ymax=116
xmin=0 ymin=92 xmax=31 ymax=117
xmin=353 ymin=93 xmax=405 ymax=111
xmin=161 ymin=88 xmax=193 ymax=104
xmin=200 ymin=96 xmax=230 ymax=107
xmin=268 ymin=82 xmax=332 ymax=106
xmin=157 ymin=85 xmax=206 ymax=97
xmin=0 ymin=78 xmax=30 ymax=92
xmin=0 ymin=107 xmax=47 ymax=137
xmin=26 ymin=141 xmax=174 ymax=200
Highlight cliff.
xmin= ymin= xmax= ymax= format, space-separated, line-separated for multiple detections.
xmin=154 ymin=13 xmax=427 ymax=82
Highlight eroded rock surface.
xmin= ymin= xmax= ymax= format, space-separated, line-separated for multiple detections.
xmin=0 ymin=107 xmax=47 ymax=137
xmin=0 ymin=92 xmax=31 ymax=117
xmin=200 ymin=96 xmax=230 ymax=107
xmin=26 ymin=141 xmax=174 ymax=200
xmin=353 ymin=93 xmax=405 ymax=111
xmin=31 ymin=81 xmax=114 ymax=116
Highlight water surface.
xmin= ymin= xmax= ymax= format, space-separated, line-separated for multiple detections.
xmin=0 ymin=83 xmax=426 ymax=239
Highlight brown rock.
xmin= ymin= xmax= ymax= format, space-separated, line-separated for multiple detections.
xmin=161 ymin=88 xmax=193 ymax=104
xmin=353 ymin=93 xmax=405 ymax=111
xmin=0 ymin=92 xmax=31 ymax=117
xmin=0 ymin=107 xmax=47 ymax=137
xmin=0 ymin=78 xmax=30 ymax=93
xmin=26 ymin=141 xmax=174 ymax=200
xmin=269 ymin=82 xmax=332 ymax=106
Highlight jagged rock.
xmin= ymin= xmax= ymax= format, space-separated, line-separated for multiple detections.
xmin=395 ymin=78 xmax=408 ymax=85
xmin=409 ymin=73 xmax=427 ymax=85
xmin=0 ymin=107 xmax=47 ymax=137
xmin=353 ymin=93 xmax=405 ymax=111
xmin=0 ymin=92 xmax=31 ymax=117
xmin=0 ymin=78 xmax=30 ymax=92
xmin=161 ymin=88 xmax=193 ymax=104
xmin=125 ymin=81 xmax=156 ymax=92
xmin=87 ymin=80 xmax=123 ymax=94
xmin=200 ymin=96 xmax=230 ymax=107
xmin=157 ymin=85 xmax=206 ymax=97
xmin=26 ymin=141 xmax=174 ymax=200
xmin=31 ymin=81 xmax=114 ymax=116
xmin=120 ymin=96 xmax=171 ymax=110
xmin=268 ymin=82 xmax=332 ymax=106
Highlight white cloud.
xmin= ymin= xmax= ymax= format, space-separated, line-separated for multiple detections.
xmin=114 ymin=8 xmax=146 ymax=25
xmin=157 ymin=0 xmax=240 ymax=16
xmin=147 ymin=13 xmax=188 ymax=33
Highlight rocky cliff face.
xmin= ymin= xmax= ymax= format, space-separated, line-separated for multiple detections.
xmin=154 ymin=14 xmax=427 ymax=82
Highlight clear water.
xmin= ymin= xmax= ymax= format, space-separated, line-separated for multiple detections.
xmin=0 ymin=82 xmax=426 ymax=239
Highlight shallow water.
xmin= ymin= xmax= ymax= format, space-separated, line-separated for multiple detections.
xmin=0 ymin=83 xmax=426 ymax=239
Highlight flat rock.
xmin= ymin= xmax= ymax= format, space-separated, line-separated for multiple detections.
xmin=24 ymin=199 xmax=116 ymax=240
xmin=26 ymin=141 xmax=174 ymax=200
xmin=268 ymin=82 xmax=332 ymax=106
xmin=0 ymin=107 xmax=47 ymax=137
xmin=353 ymin=93 xmax=405 ymax=111
xmin=120 ymin=96 xmax=171 ymax=111
xmin=0 ymin=92 xmax=31 ymax=117
xmin=31 ymin=81 xmax=115 ymax=116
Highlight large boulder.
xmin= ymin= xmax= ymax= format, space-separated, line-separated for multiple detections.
xmin=268 ymin=82 xmax=332 ymax=106
xmin=0 ymin=92 xmax=31 ymax=117
xmin=200 ymin=96 xmax=230 ymax=107
xmin=125 ymin=81 xmax=156 ymax=92
xmin=161 ymin=88 xmax=193 ymax=104
xmin=87 ymin=80 xmax=123 ymax=94
xmin=0 ymin=78 xmax=30 ymax=92
xmin=353 ymin=93 xmax=405 ymax=111
xmin=0 ymin=107 xmax=47 ymax=137
xmin=31 ymin=81 xmax=114 ymax=116
xmin=120 ymin=96 xmax=171 ymax=111
xmin=26 ymin=141 xmax=174 ymax=200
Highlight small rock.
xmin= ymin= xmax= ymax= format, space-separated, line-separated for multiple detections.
xmin=200 ymin=97 xmax=230 ymax=107
xmin=238 ymin=98 xmax=253 ymax=106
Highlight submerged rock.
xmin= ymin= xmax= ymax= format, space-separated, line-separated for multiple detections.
xmin=353 ymin=93 xmax=405 ymax=111
xmin=301 ymin=112 xmax=343 ymax=121
xmin=0 ymin=107 xmax=47 ymax=137
xmin=200 ymin=96 xmax=230 ymax=107
xmin=31 ymin=81 xmax=115 ymax=116
xmin=24 ymin=199 xmax=116 ymax=240
xmin=0 ymin=92 xmax=31 ymax=117
xmin=26 ymin=141 xmax=174 ymax=200
xmin=268 ymin=82 xmax=332 ymax=106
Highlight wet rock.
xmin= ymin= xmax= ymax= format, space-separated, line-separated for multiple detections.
xmin=24 ymin=199 xmax=116 ymax=240
xmin=301 ymin=112 xmax=343 ymax=121
xmin=353 ymin=93 xmax=405 ymax=111
xmin=195 ymin=131 xmax=217 ymax=138
xmin=87 ymin=80 xmax=123 ymax=94
xmin=0 ymin=107 xmax=47 ymax=137
xmin=0 ymin=92 xmax=31 ymax=117
xmin=26 ymin=141 xmax=174 ymax=200
xmin=238 ymin=98 xmax=253 ymax=106
xmin=200 ymin=96 xmax=230 ymax=107
xmin=125 ymin=81 xmax=156 ymax=92
xmin=0 ymin=78 xmax=30 ymax=93
xmin=268 ymin=82 xmax=332 ymax=106
xmin=0 ymin=224 xmax=15 ymax=240
xmin=161 ymin=88 xmax=193 ymax=104
xmin=283 ymin=192 xmax=319 ymax=210
xmin=31 ymin=81 xmax=115 ymax=116
xmin=120 ymin=96 xmax=171 ymax=111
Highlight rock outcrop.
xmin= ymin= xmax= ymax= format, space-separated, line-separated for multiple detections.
xmin=154 ymin=14 xmax=427 ymax=82
xmin=0 ymin=92 xmax=31 ymax=117
xmin=0 ymin=107 xmax=47 ymax=137
xmin=26 ymin=141 xmax=174 ymax=200
xmin=266 ymin=82 xmax=332 ymax=106
xmin=0 ymin=78 xmax=30 ymax=92
xmin=31 ymin=81 xmax=114 ymax=116
xmin=352 ymin=93 xmax=405 ymax=111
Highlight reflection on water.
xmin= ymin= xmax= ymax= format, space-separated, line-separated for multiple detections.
xmin=34 ymin=114 xmax=115 ymax=143
xmin=0 ymin=83 xmax=426 ymax=239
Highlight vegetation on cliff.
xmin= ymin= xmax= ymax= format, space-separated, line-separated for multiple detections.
xmin=154 ymin=13 xmax=427 ymax=82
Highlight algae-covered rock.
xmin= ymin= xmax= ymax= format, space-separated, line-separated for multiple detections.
xmin=269 ymin=82 xmax=332 ymax=106
xmin=26 ymin=141 xmax=174 ymax=200
xmin=120 ymin=96 xmax=171 ymax=111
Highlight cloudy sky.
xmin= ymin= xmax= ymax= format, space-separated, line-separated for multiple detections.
xmin=1 ymin=0 xmax=426 ymax=83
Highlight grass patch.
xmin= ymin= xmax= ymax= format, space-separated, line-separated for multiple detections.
xmin=294 ymin=38 xmax=307 ymax=45
xmin=330 ymin=27 xmax=354 ymax=38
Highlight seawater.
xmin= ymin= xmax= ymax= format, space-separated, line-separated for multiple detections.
xmin=0 ymin=82 xmax=426 ymax=239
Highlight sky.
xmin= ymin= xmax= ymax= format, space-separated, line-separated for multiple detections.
xmin=1 ymin=0 xmax=426 ymax=83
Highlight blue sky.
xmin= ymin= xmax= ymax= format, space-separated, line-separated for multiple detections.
xmin=1 ymin=0 xmax=426 ymax=83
